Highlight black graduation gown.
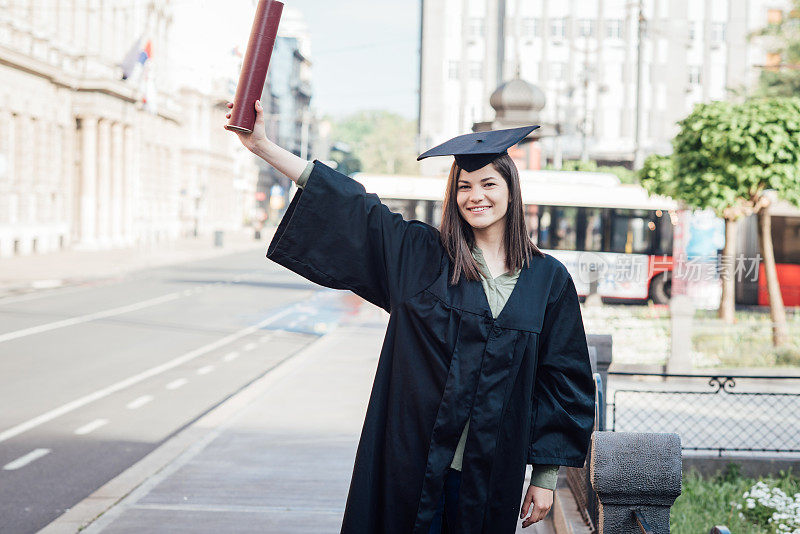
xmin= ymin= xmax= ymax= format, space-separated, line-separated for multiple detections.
xmin=266 ymin=161 xmax=595 ymax=534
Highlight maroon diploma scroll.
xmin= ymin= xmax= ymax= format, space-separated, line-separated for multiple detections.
xmin=225 ymin=0 xmax=284 ymax=134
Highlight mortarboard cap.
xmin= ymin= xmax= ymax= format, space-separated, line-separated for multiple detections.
xmin=417 ymin=125 xmax=540 ymax=172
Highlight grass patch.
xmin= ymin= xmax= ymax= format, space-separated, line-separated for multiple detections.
xmin=672 ymin=463 xmax=800 ymax=533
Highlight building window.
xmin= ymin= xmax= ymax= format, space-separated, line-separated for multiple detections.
xmin=448 ymin=60 xmax=460 ymax=80
xmin=523 ymin=17 xmax=540 ymax=38
xmin=468 ymin=17 xmax=485 ymax=38
xmin=551 ymin=17 xmax=566 ymax=39
xmin=578 ymin=19 xmax=595 ymax=38
xmin=688 ymin=66 xmax=702 ymax=86
xmin=469 ymin=61 xmax=483 ymax=80
xmin=551 ymin=62 xmax=566 ymax=81
xmin=606 ymin=19 xmax=623 ymax=39
xmin=766 ymin=52 xmax=782 ymax=71
xmin=711 ymin=22 xmax=726 ymax=43
xmin=767 ymin=8 xmax=783 ymax=25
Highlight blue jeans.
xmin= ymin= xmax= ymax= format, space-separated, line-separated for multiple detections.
xmin=428 ymin=468 xmax=462 ymax=534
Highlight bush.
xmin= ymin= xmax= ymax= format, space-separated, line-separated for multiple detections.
xmin=672 ymin=464 xmax=800 ymax=534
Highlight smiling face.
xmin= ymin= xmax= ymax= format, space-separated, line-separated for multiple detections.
xmin=456 ymin=163 xmax=510 ymax=231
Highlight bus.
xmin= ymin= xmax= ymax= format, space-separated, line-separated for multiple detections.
xmin=737 ymin=198 xmax=800 ymax=307
xmin=351 ymin=169 xmax=680 ymax=304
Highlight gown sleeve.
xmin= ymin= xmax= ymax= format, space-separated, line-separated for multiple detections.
xmin=528 ymin=275 xmax=596 ymax=468
xmin=267 ymin=160 xmax=444 ymax=313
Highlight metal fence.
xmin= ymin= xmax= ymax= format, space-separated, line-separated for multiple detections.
xmin=608 ymin=372 xmax=800 ymax=456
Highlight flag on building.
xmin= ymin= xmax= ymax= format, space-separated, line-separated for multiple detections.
xmin=120 ymin=35 xmax=153 ymax=81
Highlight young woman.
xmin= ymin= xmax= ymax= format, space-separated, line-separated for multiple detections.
xmin=226 ymin=100 xmax=595 ymax=534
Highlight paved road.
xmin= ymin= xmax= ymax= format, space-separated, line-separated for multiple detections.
xmin=0 ymin=250 xmax=353 ymax=534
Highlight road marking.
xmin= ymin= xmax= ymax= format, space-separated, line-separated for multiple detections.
xmin=3 ymin=448 xmax=51 ymax=470
xmin=0 ymin=304 xmax=301 ymax=443
xmin=126 ymin=395 xmax=154 ymax=410
xmin=0 ymin=292 xmax=182 ymax=344
xmin=166 ymin=378 xmax=187 ymax=390
xmin=223 ymin=351 xmax=239 ymax=362
xmin=74 ymin=419 xmax=108 ymax=435
xmin=243 ymin=342 xmax=257 ymax=351
xmin=196 ymin=365 xmax=214 ymax=375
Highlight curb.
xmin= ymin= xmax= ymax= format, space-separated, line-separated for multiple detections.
xmin=38 ymin=323 xmax=344 ymax=534
xmin=0 ymin=232 xmax=274 ymax=301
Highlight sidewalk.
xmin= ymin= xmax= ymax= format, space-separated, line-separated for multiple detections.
xmin=0 ymin=228 xmax=273 ymax=298
xmin=42 ymin=303 xmax=554 ymax=534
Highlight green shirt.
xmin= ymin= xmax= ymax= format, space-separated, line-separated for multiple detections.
xmin=296 ymin=161 xmax=314 ymax=188
xmin=295 ymin=161 xmax=559 ymax=490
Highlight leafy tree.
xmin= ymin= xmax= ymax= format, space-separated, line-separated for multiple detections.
xmin=750 ymin=2 xmax=800 ymax=97
xmin=641 ymin=99 xmax=800 ymax=346
xmin=326 ymin=111 xmax=418 ymax=175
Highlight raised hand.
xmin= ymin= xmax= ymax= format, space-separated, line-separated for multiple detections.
xmin=224 ymin=99 xmax=309 ymax=184
xmin=225 ymin=99 xmax=269 ymax=154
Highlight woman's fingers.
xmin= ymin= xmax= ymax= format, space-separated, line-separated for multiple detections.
xmin=520 ymin=488 xmax=533 ymax=520
xmin=523 ymin=503 xmax=546 ymax=527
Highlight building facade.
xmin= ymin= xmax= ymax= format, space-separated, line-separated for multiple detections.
xmin=419 ymin=0 xmax=791 ymax=176
xmin=0 ymin=0 xmax=259 ymax=257
xmin=257 ymin=7 xmax=315 ymax=224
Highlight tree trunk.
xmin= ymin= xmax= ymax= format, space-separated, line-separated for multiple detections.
xmin=718 ymin=217 xmax=737 ymax=323
xmin=756 ymin=205 xmax=789 ymax=347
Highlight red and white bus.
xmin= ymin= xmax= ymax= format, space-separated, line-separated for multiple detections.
xmin=737 ymin=198 xmax=800 ymax=307
xmin=351 ymin=168 xmax=800 ymax=308
xmin=351 ymin=169 xmax=679 ymax=304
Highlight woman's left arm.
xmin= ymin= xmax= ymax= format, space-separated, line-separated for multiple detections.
xmin=527 ymin=275 xmax=595 ymax=467
xmin=519 ymin=464 xmax=560 ymax=527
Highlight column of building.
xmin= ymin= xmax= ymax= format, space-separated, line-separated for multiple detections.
xmin=124 ymin=124 xmax=137 ymax=244
xmin=111 ymin=122 xmax=124 ymax=243
xmin=0 ymin=109 xmax=15 ymax=256
xmin=78 ymin=115 xmax=97 ymax=247
xmin=96 ymin=119 xmax=112 ymax=245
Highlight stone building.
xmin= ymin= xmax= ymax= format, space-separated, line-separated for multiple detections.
xmin=0 ymin=0 xmax=259 ymax=257
xmin=419 ymin=0 xmax=791 ymax=176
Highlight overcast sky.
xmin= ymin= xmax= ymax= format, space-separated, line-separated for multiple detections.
xmin=171 ymin=0 xmax=420 ymax=120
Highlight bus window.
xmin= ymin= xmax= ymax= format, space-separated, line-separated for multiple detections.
xmin=577 ymin=207 xmax=603 ymax=251
xmin=525 ymin=205 xmax=541 ymax=245
xmin=551 ymin=206 xmax=578 ymax=250
xmin=432 ymin=201 xmax=443 ymax=228
xmin=773 ymin=216 xmax=800 ymax=264
xmin=610 ymin=209 xmax=653 ymax=254
xmin=654 ymin=210 xmax=674 ymax=255
xmin=537 ymin=207 xmax=552 ymax=249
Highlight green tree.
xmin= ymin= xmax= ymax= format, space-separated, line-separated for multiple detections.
xmin=640 ymin=99 xmax=800 ymax=346
xmin=327 ymin=111 xmax=418 ymax=175
xmin=750 ymin=2 xmax=800 ymax=97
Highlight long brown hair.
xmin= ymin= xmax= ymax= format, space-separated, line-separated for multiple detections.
xmin=439 ymin=153 xmax=544 ymax=286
